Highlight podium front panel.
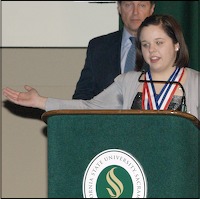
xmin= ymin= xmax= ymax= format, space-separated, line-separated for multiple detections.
xmin=46 ymin=113 xmax=199 ymax=198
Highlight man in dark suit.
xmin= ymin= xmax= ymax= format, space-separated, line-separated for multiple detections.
xmin=73 ymin=1 xmax=155 ymax=100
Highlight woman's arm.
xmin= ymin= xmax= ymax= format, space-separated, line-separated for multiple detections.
xmin=3 ymin=74 xmax=125 ymax=111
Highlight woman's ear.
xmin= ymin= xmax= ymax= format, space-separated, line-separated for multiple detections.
xmin=175 ymin=43 xmax=180 ymax=51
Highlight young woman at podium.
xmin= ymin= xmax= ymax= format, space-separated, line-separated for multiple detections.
xmin=3 ymin=15 xmax=199 ymax=120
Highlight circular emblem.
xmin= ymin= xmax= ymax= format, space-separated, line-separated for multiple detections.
xmin=82 ymin=149 xmax=147 ymax=198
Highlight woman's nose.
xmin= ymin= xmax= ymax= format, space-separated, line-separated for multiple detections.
xmin=149 ymin=44 xmax=157 ymax=53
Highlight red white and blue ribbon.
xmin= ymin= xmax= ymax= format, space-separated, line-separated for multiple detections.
xmin=142 ymin=67 xmax=185 ymax=110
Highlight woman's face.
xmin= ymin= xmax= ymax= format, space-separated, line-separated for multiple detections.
xmin=140 ymin=24 xmax=179 ymax=73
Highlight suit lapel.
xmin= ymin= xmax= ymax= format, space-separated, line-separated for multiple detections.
xmin=108 ymin=30 xmax=123 ymax=76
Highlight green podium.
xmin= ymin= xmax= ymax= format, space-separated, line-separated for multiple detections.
xmin=42 ymin=110 xmax=199 ymax=198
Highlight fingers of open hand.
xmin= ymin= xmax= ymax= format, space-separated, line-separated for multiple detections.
xmin=3 ymin=87 xmax=20 ymax=101
xmin=3 ymin=87 xmax=32 ymax=103
xmin=24 ymin=85 xmax=33 ymax=91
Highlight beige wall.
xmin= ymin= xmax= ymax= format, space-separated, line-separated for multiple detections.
xmin=2 ymin=48 xmax=87 ymax=198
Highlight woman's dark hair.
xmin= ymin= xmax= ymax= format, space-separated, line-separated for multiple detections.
xmin=135 ymin=14 xmax=189 ymax=71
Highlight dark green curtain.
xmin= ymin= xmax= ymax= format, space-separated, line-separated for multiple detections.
xmin=119 ymin=1 xmax=199 ymax=71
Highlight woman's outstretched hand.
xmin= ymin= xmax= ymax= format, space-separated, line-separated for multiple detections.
xmin=3 ymin=85 xmax=47 ymax=110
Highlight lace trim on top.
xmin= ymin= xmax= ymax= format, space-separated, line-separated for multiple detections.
xmin=131 ymin=92 xmax=183 ymax=111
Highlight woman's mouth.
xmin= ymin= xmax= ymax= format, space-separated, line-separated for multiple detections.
xmin=150 ymin=56 xmax=160 ymax=63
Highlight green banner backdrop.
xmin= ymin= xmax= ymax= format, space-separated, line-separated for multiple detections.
xmin=119 ymin=1 xmax=199 ymax=71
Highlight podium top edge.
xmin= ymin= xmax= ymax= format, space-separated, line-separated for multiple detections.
xmin=41 ymin=109 xmax=200 ymax=129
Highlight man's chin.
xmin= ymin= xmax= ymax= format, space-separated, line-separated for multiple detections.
xmin=130 ymin=24 xmax=141 ymax=32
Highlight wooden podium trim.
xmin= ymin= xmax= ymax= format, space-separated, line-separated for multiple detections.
xmin=42 ymin=109 xmax=200 ymax=129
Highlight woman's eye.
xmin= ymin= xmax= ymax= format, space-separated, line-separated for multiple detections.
xmin=142 ymin=43 xmax=149 ymax=48
xmin=156 ymin=41 xmax=163 ymax=45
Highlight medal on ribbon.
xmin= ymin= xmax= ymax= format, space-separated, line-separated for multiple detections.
xmin=142 ymin=67 xmax=185 ymax=110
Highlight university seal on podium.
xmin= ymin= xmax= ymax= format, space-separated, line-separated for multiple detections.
xmin=82 ymin=149 xmax=147 ymax=198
